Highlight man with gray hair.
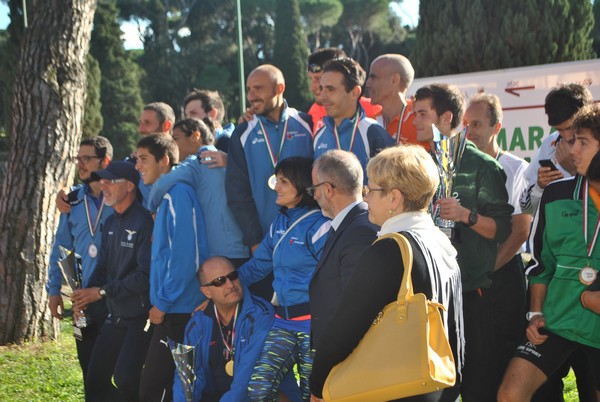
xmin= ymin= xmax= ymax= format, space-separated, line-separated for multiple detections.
xmin=308 ymin=150 xmax=378 ymax=346
xmin=366 ymin=54 xmax=430 ymax=150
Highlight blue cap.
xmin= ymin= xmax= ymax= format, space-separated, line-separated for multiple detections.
xmin=91 ymin=161 xmax=140 ymax=187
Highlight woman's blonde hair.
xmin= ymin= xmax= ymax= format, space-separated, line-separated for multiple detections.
xmin=367 ymin=144 xmax=439 ymax=212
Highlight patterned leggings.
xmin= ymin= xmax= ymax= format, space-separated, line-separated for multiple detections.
xmin=248 ymin=326 xmax=314 ymax=402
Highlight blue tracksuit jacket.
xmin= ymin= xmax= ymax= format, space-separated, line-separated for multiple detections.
xmin=147 ymin=146 xmax=249 ymax=260
xmin=172 ymin=289 xmax=274 ymax=402
xmin=47 ymin=185 xmax=114 ymax=295
xmin=313 ymin=105 xmax=393 ymax=183
xmin=150 ymin=183 xmax=209 ymax=313
xmin=226 ymin=102 xmax=313 ymax=247
xmin=238 ymin=207 xmax=330 ymax=312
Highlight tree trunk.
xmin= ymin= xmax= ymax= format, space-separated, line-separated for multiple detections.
xmin=0 ymin=0 xmax=97 ymax=345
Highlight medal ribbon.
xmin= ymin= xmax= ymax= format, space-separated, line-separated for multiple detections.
xmin=84 ymin=194 xmax=104 ymax=239
xmin=214 ymin=303 xmax=239 ymax=360
xmin=258 ymin=117 xmax=289 ymax=169
xmin=333 ymin=110 xmax=360 ymax=151
xmin=583 ymin=179 xmax=600 ymax=257
xmin=394 ymin=102 xmax=407 ymax=143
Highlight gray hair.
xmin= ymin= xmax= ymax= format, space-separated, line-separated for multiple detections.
xmin=314 ymin=150 xmax=363 ymax=197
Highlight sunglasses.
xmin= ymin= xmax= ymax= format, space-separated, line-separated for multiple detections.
xmin=201 ymin=271 xmax=239 ymax=287
xmin=307 ymin=63 xmax=323 ymax=73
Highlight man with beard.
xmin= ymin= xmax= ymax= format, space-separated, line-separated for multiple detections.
xmin=47 ymin=136 xmax=114 ymax=388
xmin=226 ymin=64 xmax=313 ymax=278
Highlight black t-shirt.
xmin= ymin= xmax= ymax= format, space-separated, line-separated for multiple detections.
xmin=204 ymin=301 xmax=235 ymax=401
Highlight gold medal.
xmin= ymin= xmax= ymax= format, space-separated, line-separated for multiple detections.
xmin=88 ymin=243 xmax=98 ymax=258
xmin=579 ymin=266 xmax=597 ymax=285
xmin=225 ymin=359 xmax=234 ymax=376
xmin=268 ymin=174 xmax=277 ymax=190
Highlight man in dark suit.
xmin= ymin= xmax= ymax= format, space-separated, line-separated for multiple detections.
xmin=308 ymin=150 xmax=379 ymax=346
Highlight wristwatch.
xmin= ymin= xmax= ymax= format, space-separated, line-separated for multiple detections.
xmin=467 ymin=209 xmax=478 ymax=227
xmin=98 ymin=287 xmax=107 ymax=298
xmin=526 ymin=311 xmax=543 ymax=321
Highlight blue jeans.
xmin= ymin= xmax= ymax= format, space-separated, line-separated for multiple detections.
xmin=85 ymin=315 xmax=152 ymax=401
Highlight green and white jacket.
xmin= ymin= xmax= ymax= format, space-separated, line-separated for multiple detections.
xmin=527 ymin=175 xmax=600 ymax=348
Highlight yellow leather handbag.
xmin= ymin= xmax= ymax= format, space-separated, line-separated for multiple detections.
xmin=322 ymin=232 xmax=456 ymax=402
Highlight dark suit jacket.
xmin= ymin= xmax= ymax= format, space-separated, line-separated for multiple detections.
xmin=309 ymin=202 xmax=378 ymax=347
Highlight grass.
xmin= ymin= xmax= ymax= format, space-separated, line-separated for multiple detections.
xmin=0 ymin=318 xmax=83 ymax=402
xmin=0 ymin=317 xmax=585 ymax=402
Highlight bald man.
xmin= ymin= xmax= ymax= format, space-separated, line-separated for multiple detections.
xmin=225 ymin=64 xmax=313 ymax=296
xmin=366 ymin=54 xmax=429 ymax=150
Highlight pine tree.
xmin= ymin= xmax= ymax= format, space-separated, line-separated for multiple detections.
xmin=273 ymin=0 xmax=312 ymax=111
xmin=91 ymin=0 xmax=143 ymax=159
xmin=0 ymin=0 xmax=96 ymax=344
xmin=414 ymin=0 xmax=595 ymax=77
xmin=83 ymin=54 xmax=103 ymax=138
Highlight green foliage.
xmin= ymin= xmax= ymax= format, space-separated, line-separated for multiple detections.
xmin=592 ymin=0 xmax=600 ymax=56
xmin=414 ymin=0 xmax=595 ymax=77
xmin=91 ymin=0 xmax=144 ymax=159
xmin=300 ymin=0 xmax=343 ymax=50
xmin=273 ymin=0 xmax=312 ymax=111
xmin=82 ymin=54 xmax=103 ymax=138
xmin=0 ymin=0 xmax=27 ymax=140
xmin=0 ymin=319 xmax=83 ymax=401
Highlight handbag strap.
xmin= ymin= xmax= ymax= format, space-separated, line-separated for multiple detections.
xmin=375 ymin=232 xmax=414 ymax=320
xmin=272 ymin=209 xmax=319 ymax=257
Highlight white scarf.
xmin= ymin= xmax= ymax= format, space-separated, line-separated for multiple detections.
xmin=379 ymin=211 xmax=465 ymax=373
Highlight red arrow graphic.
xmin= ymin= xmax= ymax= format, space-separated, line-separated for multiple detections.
xmin=505 ymin=85 xmax=535 ymax=97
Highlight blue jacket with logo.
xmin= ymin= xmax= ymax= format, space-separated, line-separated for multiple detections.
xmin=314 ymin=105 xmax=393 ymax=183
xmin=47 ymin=185 xmax=114 ymax=295
xmin=147 ymin=146 xmax=249 ymax=260
xmin=88 ymin=200 xmax=153 ymax=319
xmin=226 ymin=103 xmax=313 ymax=247
xmin=238 ymin=207 xmax=330 ymax=311
xmin=151 ymin=183 xmax=210 ymax=314
xmin=173 ymin=289 xmax=274 ymax=402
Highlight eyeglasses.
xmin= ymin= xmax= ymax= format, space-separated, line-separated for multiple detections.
xmin=362 ymin=185 xmax=386 ymax=197
xmin=99 ymin=178 xmax=127 ymax=185
xmin=307 ymin=63 xmax=323 ymax=73
xmin=201 ymin=271 xmax=239 ymax=287
xmin=72 ymin=155 xmax=101 ymax=164
xmin=306 ymin=181 xmax=335 ymax=197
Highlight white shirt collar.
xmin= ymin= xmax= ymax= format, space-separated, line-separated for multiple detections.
xmin=331 ymin=200 xmax=362 ymax=231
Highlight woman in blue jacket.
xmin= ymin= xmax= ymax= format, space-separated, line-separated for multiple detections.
xmin=238 ymin=156 xmax=331 ymax=402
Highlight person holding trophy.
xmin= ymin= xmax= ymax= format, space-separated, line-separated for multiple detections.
xmin=47 ymin=136 xmax=114 ymax=385
xmin=173 ymin=257 xmax=274 ymax=402
xmin=413 ymin=83 xmax=513 ymax=402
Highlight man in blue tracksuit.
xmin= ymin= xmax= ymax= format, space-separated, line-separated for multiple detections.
xmin=132 ymin=135 xmax=210 ymax=401
xmin=313 ymin=58 xmax=393 ymax=183
xmin=73 ymin=161 xmax=154 ymax=401
xmin=147 ymin=142 xmax=249 ymax=267
xmin=47 ymin=136 xmax=114 ymax=384
xmin=173 ymin=257 xmax=274 ymax=402
xmin=226 ymin=65 xmax=313 ymax=256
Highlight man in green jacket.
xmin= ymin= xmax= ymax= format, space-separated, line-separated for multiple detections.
xmin=498 ymin=104 xmax=600 ymax=402
xmin=413 ymin=83 xmax=513 ymax=402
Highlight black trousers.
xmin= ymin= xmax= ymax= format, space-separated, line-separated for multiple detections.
xmin=460 ymin=288 xmax=497 ymax=402
xmin=139 ymin=313 xmax=191 ymax=402
xmin=76 ymin=300 xmax=108 ymax=391
xmin=85 ymin=315 xmax=152 ymax=402
xmin=488 ymin=255 xmax=527 ymax=388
